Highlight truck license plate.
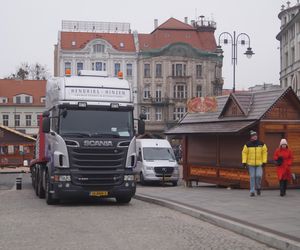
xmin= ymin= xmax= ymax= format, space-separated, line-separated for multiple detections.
xmin=90 ymin=191 xmax=108 ymax=197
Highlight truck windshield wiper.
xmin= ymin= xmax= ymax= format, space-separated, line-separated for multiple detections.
xmin=60 ymin=132 xmax=91 ymax=138
xmin=90 ymin=132 xmax=120 ymax=138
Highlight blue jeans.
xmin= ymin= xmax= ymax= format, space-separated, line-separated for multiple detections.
xmin=248 ymin=165 xmax=263 ymax=193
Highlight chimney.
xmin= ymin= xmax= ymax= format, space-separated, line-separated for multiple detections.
xmin=154 ymin=19 xmax=158 ymax=29
xmin=184 ymin=17 xmax=188 ymax=24
xmin=191 ymin=20 xmax=195 ymax=27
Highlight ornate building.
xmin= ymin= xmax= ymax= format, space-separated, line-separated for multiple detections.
xmin=277 ymin=1 xmax=300 ymax=96
xmin=54 ymin=20 xmax=138 ymax=115
xmin=137 ymin=18 xmax=223 ymax=136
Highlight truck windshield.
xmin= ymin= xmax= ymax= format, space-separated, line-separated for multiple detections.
xmin=59 ymin=109 xmax=133 ymax=138
xmin=143 ymin=148 xmax=175 ymax=161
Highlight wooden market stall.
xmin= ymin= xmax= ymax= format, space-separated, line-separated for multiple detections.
xmin=166 ymin=87 xmax=300 ymax=188
xmin=0 ymin=125 xmax=35 ymax=168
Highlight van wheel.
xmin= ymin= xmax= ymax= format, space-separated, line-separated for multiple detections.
xmin=116 ymin=196 xmax=131 ymax=204
xmin=172 ymin=181 xmax=178 ymax=187
xmin=140 ymin=172 xmax=146 ymax=185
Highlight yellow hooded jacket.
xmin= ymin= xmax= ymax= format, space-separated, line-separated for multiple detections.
xmin=242 ymin=140 xmax=268 ymax=166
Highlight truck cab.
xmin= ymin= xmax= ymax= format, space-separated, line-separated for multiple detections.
xmin=136 ymin=139 xmax=179 ymax=186
xmin=31 ymin=70 xmax=145 ymax=204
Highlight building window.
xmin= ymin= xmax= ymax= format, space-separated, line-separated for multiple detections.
xmin=93 ymin=44 xmax=105 ymax=53
xmin=40 ymin=97 xmax=45 ymax=103
xmin=77 ymin=62 xmax=83 ymax=74
xmin=173 ymin=107 xmax=187 ymax=120
xmin=156 ymin=64 xmax=162 ymax=78
xmin=14 ymin=114 xmax=20 ymax=127
xmin=196 ymin=65 xmax=202 ymax=78
xmin=64 ymin=62 xmax=71 ymax=74
xmin=196 ymin=85 xmax=202 ymax=97
xmin=144 ymin=107 xmax=150 ymax=121
xmin=126 ymin=63 xmax=133 ymax=77
xmin=144 ymin=64 xmax=151 ymax=78
xmin=26 ymin=115 xmax=31 ymax=126
xmin=172 ymin=64 xmax=186 ymax=77
xmin=155 ymin=87 xmax=162 ymax=102
xmin=25 ymin=96 xmax=31 ymax=103
xmin=16 ymin=96 xmax=21 ymax=104
xmin=92 ymin=62 xmax=106 ymax=71
xmin=114 ymin=63 xmax=121 ymax=76
xmin=2 ymin=115 xmax=9 ymax=126
xmin=96 ymin=62 xmax=102 ymax=71
xmin=37 ymin=114 xmax=41 ymax=127
xmin=143 ymin=86 xmax=151 ymax=99
xmin=173 ymin=84 xmax=187 ymax=99
xmin=155 ymin=107 xmax=162 ymax=121
xmin=0 ymin=98 xmax=8 ymax=103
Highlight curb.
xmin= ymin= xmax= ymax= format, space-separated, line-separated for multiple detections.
xmin=134 ymin=194 xmax=300 ymax=250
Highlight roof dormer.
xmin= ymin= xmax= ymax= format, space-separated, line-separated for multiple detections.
xmin=13 ymin=94 xmax=33 ymax=104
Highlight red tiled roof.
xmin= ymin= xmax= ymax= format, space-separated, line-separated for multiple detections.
xmin=139 ymin=18 xmax=217 ymax=52
xmin=0 ymin=79 xmax=46 ymax=106
xmin=154 ymin=17 xmax=195 ymax=31
xmin=60 ymin=32 xmax=136 ymax=52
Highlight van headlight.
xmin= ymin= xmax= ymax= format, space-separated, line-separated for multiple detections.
xmin=124 ymin=175 xmax=134 ymax=181
xmin=145 ymin=166 xmax=154 ymax=171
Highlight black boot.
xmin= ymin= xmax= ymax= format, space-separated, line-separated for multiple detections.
xmin=283 ymin=180 xmax=288 ymax=196
xmin=279 ymin=180 xmax=284 ymax=196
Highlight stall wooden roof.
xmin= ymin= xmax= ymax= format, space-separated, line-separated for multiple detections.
xmin=166 ymin=87 xmax=300 ymax=135
xmin=0 ymin=125 xmax=36 ymax=142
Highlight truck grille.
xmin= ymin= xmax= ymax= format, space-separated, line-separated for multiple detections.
xmin=154 ymin=167 xmax=174 ymax=177
xmin=67 ymin=147 xmax=127 ymax=186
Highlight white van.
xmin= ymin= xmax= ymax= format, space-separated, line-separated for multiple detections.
xmin=136 ymin=139 xmax=179 ymax=186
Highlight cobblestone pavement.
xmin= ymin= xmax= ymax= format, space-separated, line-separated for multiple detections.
xmin=0 ymin=173 xmax=275 ymax=250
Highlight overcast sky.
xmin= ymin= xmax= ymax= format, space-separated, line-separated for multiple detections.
xmin=0 ymin=0 xmax=288 ymax=90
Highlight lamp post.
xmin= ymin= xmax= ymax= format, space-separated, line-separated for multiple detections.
xmin=216 ymin=31 xmax=254 ymax=93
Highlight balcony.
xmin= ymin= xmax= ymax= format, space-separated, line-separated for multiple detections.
xmin=150 ymin=97 xmax=169 ymax=106
xmin=168 ymin=75 xmax=191 ymax=80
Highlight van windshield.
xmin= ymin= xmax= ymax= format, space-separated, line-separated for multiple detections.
xmin=143 ymin=147 xmax=175 ymax=161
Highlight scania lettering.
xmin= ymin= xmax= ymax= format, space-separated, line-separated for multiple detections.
xmin=30 ymin=70 xmax=145 ymax=204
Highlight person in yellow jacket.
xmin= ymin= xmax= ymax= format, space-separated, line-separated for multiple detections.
xmin=242 ymin=130 xmax=268 ymax=197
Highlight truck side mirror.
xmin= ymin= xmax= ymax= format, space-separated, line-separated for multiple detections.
xmin=42 ymin=117 xmax=50 ymax=133
xmin=138 ymin=120 xmax=145 ymax=135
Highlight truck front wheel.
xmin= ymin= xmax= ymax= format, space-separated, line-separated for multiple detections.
xmin=45 ymin=172 xmax=59 ymax=205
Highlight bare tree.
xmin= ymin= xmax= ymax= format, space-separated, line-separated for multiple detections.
xmin=29 ymin=63 xmax=50 ymax=80
xmin=6 ymin=62 xmax=50 ymax=80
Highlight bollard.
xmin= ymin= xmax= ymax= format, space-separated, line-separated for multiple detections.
xmin=16 ymin=177 xmax=22 ymax=190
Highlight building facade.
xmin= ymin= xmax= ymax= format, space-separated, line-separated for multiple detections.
xmin=277 ymin=1 xmax=300 ymax=95
xmin=137 ymin=18 xmax=222 ymax=135
xmin=54 ymin=20 xmax=139 ymax=116
xmin=0 ymin=79 xmax=46 ymax=136
xmin=55 ymin=18 xmax=222 ymax=136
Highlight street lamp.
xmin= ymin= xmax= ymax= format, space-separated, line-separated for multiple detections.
xmin=216 ymin=31 xmax=254 ymax=93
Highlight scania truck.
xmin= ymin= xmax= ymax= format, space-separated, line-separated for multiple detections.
xmin=30 ymin=70 xmax=144 ymax=204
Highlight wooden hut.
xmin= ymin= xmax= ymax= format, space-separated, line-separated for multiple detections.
xmin=165 ymin=87 xmax=300 ymax=188
xmin=0 ymin=125 xmax=35 ymax=168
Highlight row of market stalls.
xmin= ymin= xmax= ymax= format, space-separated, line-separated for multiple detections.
xmin=0 ymin=125 xmax=35 ymax=168
xmin=166 ymin=87 xmax=300 ymax=188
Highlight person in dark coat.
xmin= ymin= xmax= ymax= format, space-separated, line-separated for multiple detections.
xmin=273 ymin=139 xmax=293 ymax=197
